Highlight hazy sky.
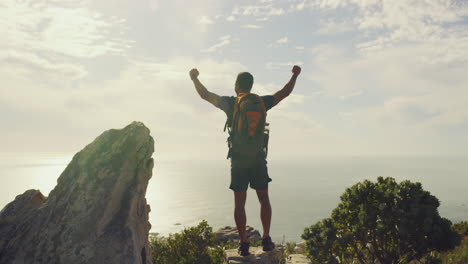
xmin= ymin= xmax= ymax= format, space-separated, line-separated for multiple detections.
xmin=2 ymin=0 xmax=468 ymax=159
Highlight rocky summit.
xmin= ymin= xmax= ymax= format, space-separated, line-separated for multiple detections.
xmin=223 ymin=247 xmax=312 ymax=264
xmin=216 ymin=226 xmax=262 ymax=243
xmin=0 ymin=122 xmax=155 ymax=264
xmin=224 ymin=247 xmax=281 ymax=264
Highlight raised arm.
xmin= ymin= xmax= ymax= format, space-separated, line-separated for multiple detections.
xmin=273 ymin=65 xmax=301 ymax=106
xmin=189 ymin=68 xmax=220 ymax=107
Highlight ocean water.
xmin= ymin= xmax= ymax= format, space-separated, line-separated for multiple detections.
xmin=1 ymin=154 xmax=467 ymax=242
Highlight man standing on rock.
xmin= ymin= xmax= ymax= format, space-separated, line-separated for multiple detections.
xmin=190 ymin=65 xmax=301 ymax=256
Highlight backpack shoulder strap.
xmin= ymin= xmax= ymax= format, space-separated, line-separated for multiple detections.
xmin=251 ymin=94 xmax=267 ymax=114
xmin=230 ymin=93 xmax=249 ymax=130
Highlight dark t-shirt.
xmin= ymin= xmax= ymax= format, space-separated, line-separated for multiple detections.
xmin=217 ymin=95 xmax=275 ymax=117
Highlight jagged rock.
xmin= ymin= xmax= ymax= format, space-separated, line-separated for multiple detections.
xmin=224 ymin=247 xmax=281 ymax=264
xmin=216 ymin=226 xmax=262 ymax=243
xmin=0 ymin=122 xmax=154 ymax=264
xmin=286 ymin=254 xmax=312 ymax=264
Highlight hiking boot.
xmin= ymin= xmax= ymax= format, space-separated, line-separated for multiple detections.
xmin=238 ymin=242 xmax=250 ymax=256
xmin=261 ymin=236 xmax=275 ymax=251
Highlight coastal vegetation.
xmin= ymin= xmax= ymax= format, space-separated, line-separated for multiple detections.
xmin=150 ymin=220 xmax=224 ymax=264
xmin=301 ymin=177 xmax=462 ymax=264
xmin=149 ymin=178 xmax=466 ymax=264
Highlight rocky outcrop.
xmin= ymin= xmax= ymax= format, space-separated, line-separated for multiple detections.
xmin=223 ymin=247 xmax=312 ymax=264
xmin=216 ymin=226 xmax=262 ymax=243
xmin=0 ymin=122 xmax=154 ymax=264
xmin=224 ymin=247 xmax=281 ymax=264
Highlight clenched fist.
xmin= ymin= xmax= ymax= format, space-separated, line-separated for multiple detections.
xmin=189 ymin=68 xmax=199 ymax=80
xmin=292 ymin=65 xmax=301 ymax=76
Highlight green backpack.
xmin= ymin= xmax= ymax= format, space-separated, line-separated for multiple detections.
xmin=224 ymin=93 xmax=269 ymax=161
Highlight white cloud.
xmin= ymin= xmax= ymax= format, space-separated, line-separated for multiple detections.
xmin=266 ymin=61 xmax=303 ymax=70
xmin=198 ymin=15 xmax=215 ymax=24
xmin=0 ymin=0 xmax=132 ymax=103
xmin=276 ymin=37 xmax=289 ymax=44
xmin=338 ymin=90 xmax=363 ymax=100
xmin=0 ymin=56 xmax=249 ymax=156
xmin=305 ymin=0 xmax=468 ymax=57
xmin=254 ymin=82 xmax=308 ymax=110
xmin=2 ymin=0 xmax=467 ymax=157
xmin=1 ymin=0 xmax=131 ymax=59
xmin=0 ymin=51 xmax=88 ymax=81
xmin=293 ymin=0 xmax=468 ymax=154
xmin=268 ymin=37 xmax=291 ymax=48
xmin=201 ymin=35 xmax=232 ymax=52
xmin=306 ymin=40 xmax=468 ymax=153
xmin=242 ymin=24 xmax=263 ymax=29
xmin=316 ymin=20 xmax=355 ymax=34
xmin=231 ymin=4 xmax=285 ymax=18
xmin=291 ymin=1 xmax=307 ymax=11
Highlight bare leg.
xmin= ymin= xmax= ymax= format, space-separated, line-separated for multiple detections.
xmin=256 ymin=189 xmax=272 ymax=238
xmin=234 ymin=191 xmax=248 ymax=243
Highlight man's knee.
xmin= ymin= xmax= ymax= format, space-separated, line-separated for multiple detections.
xmin=234 ymin=191 xmax=247 ymax=209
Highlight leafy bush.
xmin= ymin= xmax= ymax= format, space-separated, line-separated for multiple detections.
xmin=217 ymin=238 xmax=262 ymax=250
xmin=453 ymin=221 xmax=468 ymax=237
xmin=433 ymin=222 xmax=468 ymax=264
xmin=435 ymin=237 xmax=468 ymax=264
xmin=150 ymin=220 xmax=224 ymax=264
xmin=285 ymin=241 xmax=297 ymax=255
xmin=278 ymin=241 xmax=298 ymax=264
xmin=302 ymin=177 xmax=461 ymax=264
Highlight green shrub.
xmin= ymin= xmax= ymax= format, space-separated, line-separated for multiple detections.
xmin=150 ymin=220 xmax=224 ymax=264
xmin=285 ymin=242 xmax=297 ymax=255
xmin=277 ymin=241 xmax=298 ymax=264
xmin=302 ymin=177 xmax=462 ymax=264
xmin=453 ymin=221 xmax=468 ymax=237
xmin=433 ymin=222 xmax=468 ymax=264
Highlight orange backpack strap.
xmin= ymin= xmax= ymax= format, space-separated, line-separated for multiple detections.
xmin=245 ymin=94 xmax=266 ymax=137
xmin=231 ymin=93 xmax=248 ymax=129
xmin=252 ymin=94 xmax=267 ymax=114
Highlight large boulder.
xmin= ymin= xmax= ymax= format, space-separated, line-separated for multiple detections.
xmin=0 ymin=122 xmax=154 ymax=264
xmin=216 ymin=226 xmax=262 ymax=243
xmin=224 ymin=247 xmax=281 ymax=264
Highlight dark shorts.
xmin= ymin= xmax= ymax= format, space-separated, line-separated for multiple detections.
xmin=229 ymin=153 xmax=272 ymax=192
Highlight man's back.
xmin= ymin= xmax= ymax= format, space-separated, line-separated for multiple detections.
xmin=189 ymin=65 xmax=302 ymax=256
xmin=217 ymin=93 xmax=273 ymax=165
